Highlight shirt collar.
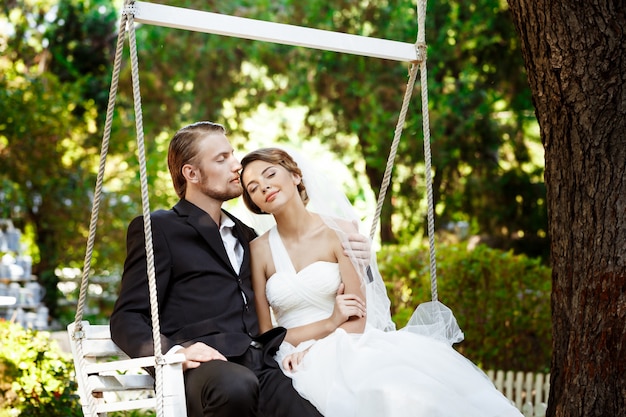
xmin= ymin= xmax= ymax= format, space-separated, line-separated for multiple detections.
xmin=219 ymin=212 xmax=235 ymax=231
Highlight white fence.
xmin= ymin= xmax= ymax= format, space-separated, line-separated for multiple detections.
xmin=487 ymin=370 xmax=549 ymax=417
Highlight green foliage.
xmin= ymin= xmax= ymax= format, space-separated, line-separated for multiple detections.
xmin=0 ymin=0 xmax=134 ymax=315
xmin=115 ymin=0 xmax=545 ymax=249
xmin=228 ymin=0 xmax=544 ymax=249
xmin=379 ymin=242 xmax=552 ymax=373
xmin=1 ymin=0 xmax=547 ymax=322
xmin=0 ymin=320 xmax=82 ymax=416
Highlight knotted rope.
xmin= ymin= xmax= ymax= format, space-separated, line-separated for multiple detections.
xmin=368 ymin=0 xmax=437 ymax=301
xmin=72 ymin=0 xmax=166 ymax=415
xmin=71 ymin=6 xmax=129 ymax=417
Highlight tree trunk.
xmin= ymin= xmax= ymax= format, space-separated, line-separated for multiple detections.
xmin=365 ymin=164 xmax=396 ymax=244
xmin=506 ymin=1 xmax=626 ymax=416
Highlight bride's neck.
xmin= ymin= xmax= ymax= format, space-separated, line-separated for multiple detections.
xmin=275 ymin=210 xmax=321 ymax=240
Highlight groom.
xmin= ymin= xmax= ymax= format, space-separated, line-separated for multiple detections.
xmin=110 ymin=121 xmax=370 ymax=417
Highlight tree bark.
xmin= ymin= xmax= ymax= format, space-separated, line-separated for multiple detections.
xmin=506 ymin=1 xmax=626 ymax=416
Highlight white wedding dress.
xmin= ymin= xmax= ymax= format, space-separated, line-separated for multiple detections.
xmin=266 ymin=226 xmax=523 ymax=417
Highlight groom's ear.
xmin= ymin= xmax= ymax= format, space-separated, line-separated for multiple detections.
xmin=182 ymin=164 xmax=198 ymax=183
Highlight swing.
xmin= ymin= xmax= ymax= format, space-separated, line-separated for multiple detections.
xmin=67 ymin=1 xmax=434 ymax=416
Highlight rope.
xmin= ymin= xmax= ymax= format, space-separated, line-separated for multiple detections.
xmin=72 ymin=1 xmax=165 ymax=415
xmin=368 ymin=0 xmax=438 ymax=301
xmin=415 ymin=0 xmax=438 ymax=302
xmin=368 ymin=64 xmax=418 ymax=242
xmin=71 ymin=8 xmax=129 ymax=417
xmin=73 ymin=3 xmax=127 ymax=329
xmin=126 ymin=3 xmax=166 ymax=416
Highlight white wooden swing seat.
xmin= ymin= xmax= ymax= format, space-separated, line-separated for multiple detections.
xmin=67 ymin=321 xmax=186 ymax=416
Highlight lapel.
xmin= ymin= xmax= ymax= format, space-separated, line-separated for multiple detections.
xmin=173 ymin=199 xmax=234 ymax=274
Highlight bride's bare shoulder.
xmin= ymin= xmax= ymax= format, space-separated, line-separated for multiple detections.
xmin=318 ymin=215 xmax=359 ymax=235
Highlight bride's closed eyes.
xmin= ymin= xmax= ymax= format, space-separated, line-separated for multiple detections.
xmin=246 ymin=168 xmax=278 ymax=194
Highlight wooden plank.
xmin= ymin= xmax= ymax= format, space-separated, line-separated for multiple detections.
xmin=85 ymin=356 xmax=157 ymax=375
xmin=530 ymin=374 xmax=543 ymax=404
xmin=505 ymin=370 xmax=514 ymax=401
xmin=524 ymin=372 xmax=533 ymax=405
xmin=89 ymin=374 xmax=154 ymax=392
xmin=543 ymin=374 xmax=551 ymax=404
xmin=82 ymin=339 xmax=128 ymax=358
xmin=82 ymin=324 xmax=113 ymax=339
xmin=495 ymin=369 xmax=505 ymax=392
xmin=84 ymin=354 xmax=186 ymax=375
xmin=96 ymin=397 xmax=156 ymax=413
xmin=132 ymin=1 xmax=418 ymax=62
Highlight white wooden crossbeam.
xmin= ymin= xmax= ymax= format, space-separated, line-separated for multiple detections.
xmin=132 ymin=1 xmax=418 ymax=62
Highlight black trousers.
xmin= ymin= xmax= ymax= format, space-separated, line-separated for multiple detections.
xmin=184 ymin=343 xmax=322 ymax=417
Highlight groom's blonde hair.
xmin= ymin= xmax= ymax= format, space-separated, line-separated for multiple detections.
xmin=240 ymin=148 xmax=309 ymax=214
xmin=168 ymin=121 xmax=226 ymax=199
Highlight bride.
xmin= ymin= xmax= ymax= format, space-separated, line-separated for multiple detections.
xmin=239 ymin=147 xmax=523 ymax=417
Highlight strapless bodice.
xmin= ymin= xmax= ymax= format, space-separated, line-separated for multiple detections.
xmin=266 ymin=229 xmax=341 ymax=329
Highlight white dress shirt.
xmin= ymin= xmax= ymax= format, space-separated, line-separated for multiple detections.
xmin=219 ymin=213 xmax=243 ymax=274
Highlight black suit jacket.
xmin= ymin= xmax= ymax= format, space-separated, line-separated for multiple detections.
xmin=110 ymin=199 xmax=262 ymax=359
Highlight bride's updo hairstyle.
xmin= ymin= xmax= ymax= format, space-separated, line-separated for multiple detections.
xmin=241 ymin=147 xmax=309 ymax=215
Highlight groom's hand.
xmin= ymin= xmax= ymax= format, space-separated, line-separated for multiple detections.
xmin=343 ymin=222 xmax=372 ymax=280
xmin=177 ymin=342 xmax=227 ymax=371
xmin=343 ymin=222 xmax=371 ymax=262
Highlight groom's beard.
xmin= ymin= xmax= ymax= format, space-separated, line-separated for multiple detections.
xmin=198 ymin=171 xmax=243 ymax=202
